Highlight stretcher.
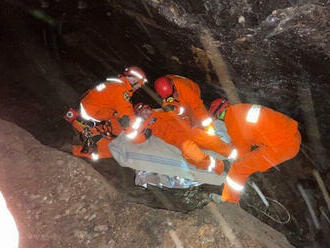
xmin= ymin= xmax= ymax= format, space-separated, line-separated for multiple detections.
xmin=109 ymin=120 xmax=231 ymax=188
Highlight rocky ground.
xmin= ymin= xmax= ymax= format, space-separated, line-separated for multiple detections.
xmin=0 ymin=119 xmax=295 ymax=248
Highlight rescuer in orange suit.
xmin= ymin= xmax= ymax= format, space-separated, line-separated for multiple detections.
xmin=72 ymin=66 xmax=151 ymax=159
xmin=133 ymin=75 xmax=236 ymax=173
xmin=134 ymin=103 xmax=234 ymax=174
xmin=209 ymin=98 xmax=301 ymax=204
xmin=154 ymin=75 xmax=215 ymax=135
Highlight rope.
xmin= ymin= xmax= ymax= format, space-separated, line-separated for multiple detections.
xmin=248 ymin=181 xmax=269 ymax=207
xmin=244 ymin=182 xmax=291 ymax=224
xmin=245 ymin=197 xmax=291 ymax=224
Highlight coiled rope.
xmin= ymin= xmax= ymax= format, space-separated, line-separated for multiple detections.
xmin=244 ymin=197 xmax=291 ymax=224
xmin=243 ymin=182 xmax=291 ymax=224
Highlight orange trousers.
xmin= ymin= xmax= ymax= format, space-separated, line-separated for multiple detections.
xmin=222 ymin=130 xmax=301 ymax=203
xmin=181 ymin=128 xmax=232 ymax=173
xmin=151 ymin=112 xmax=232 ymax=173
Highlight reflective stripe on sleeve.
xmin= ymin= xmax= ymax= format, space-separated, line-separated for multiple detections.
xmin=202 ymin=117 xmax=212 ymax=127
xmin=80 ymin=103 xmax=100 ymax=122
xmin=106 ymin=77 xmax=123 ymax=83
xmin=177 ymin=107 xmax=185 ymax=116
xmin=226 ymin=176 xmax=244 ymax=191
xmin=129 ymin=69 xmax=144 ymax=79
xmin=96 ymin=83 xmax=106 ymax=91
xmin=207 ymin=156 xmax=216 ymax=172
xmin=246 ymin=104 xmax=261 ymax=123
xmin=132 ymin=117 xmax=143 ymax=130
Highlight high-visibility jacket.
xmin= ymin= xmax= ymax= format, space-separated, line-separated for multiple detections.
xmin=164 ymin=75 xmax=212 ymax=129
xmin=150 ymin=110 xmax=233 ymax=173
xmin=80 ymin=76 xmax=148 ymax=143
xmin=222 ymin=104 xmax=301 ymax=203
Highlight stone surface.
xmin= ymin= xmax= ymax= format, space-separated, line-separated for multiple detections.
xmin=0 ymin=119 xmax=294 ymax=247
xmin=1 ymin=1 xmax=329 ymax=161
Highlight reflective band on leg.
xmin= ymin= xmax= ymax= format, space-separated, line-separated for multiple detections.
xmin=226 ymin=176 xmax=244 ymax=191
xmin=208 ymin=156 xmax=216 ymax=172
xmin=246 ymin=105 xmax=261 ymax=123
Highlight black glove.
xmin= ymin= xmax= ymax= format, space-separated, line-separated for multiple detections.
xmin=143 ymin=128 xmax=152 ymax=139
xmin=223 ymin=160 xmax=231 ymax=173
xmin=119 ymin=115 xmax=130 ymax=128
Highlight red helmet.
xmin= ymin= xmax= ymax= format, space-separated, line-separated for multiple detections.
xmin=209 ymin=98 xmax=229 ymax=118
xmin=123 ymin=66 xmax=147 ymax=89
xmin=154 ymin=76 xmax=173 ymax=98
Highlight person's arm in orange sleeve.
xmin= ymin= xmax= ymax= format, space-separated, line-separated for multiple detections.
xmin=224 ymin=107 xmax=252 ymax=156
xmin=179 ymin=83 xmax=215 ymax=134
xmin=114 ymin=89 xmax=152 ymax=144
xmin=225 ymin=119 xmax=251 ymax=156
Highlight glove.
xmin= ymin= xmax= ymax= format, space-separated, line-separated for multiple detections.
xmin=223 ymin=160 xmax=231 ymax=173
xmin=143 ymin=128 xmax=152 ymax=139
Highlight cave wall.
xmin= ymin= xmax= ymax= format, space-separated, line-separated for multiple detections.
xmin=1 ymin=1 xmax=329 ymax=164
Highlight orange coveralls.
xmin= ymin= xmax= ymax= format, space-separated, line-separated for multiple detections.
xmin=150 ymin=109 xmax=232 ymax=174
xmin=74 ymin=76 xmax=146 ymax=158
xmin=164 ymin=75 xmax=211 ymax=128
xmin=156 ymin=75 xmax=232 ymax=171
xmin=71 ymin=119 xmax=118 ymax=159
xmin=222 ymin=104 xmax=301 ymax=203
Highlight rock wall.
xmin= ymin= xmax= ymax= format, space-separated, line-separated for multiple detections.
xmin=1 ymin=1 xmax=329 ymax=166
